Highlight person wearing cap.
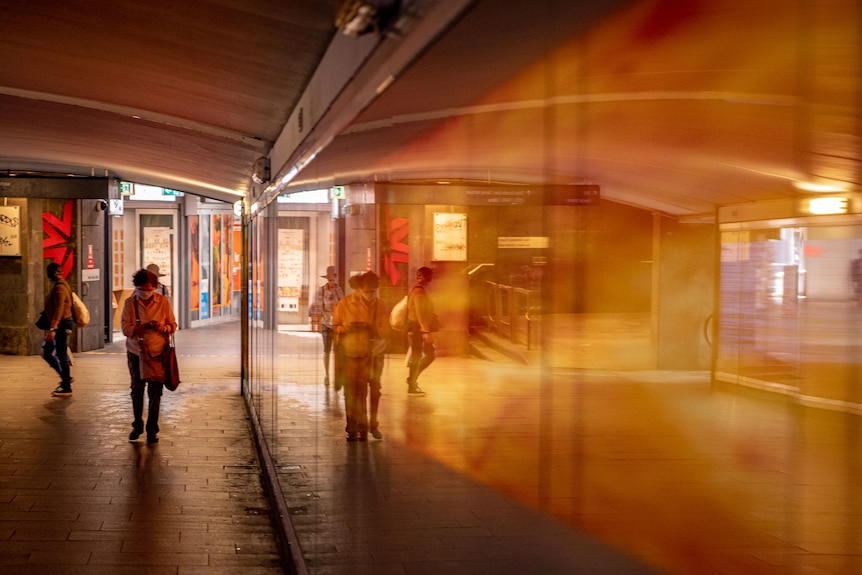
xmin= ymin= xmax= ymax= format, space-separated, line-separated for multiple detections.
xmin=121 ymin=268 xmax=177 ymax=443
xmin=310 ymin=265 xmax=344 ymax=387
xmin=146 ymin=263 xmax=171 ymax=299
xmin=333 ymin=271 xmax=390 ymax=441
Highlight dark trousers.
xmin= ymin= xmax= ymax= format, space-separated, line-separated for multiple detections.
xmin=342 ymin=352 xmax=384 ymax=436
xmin=127 ymin=351 xmax=164 ymax=434
xmin=42 ymin=317 xmax=74 ymax=388
xmin=407 ymin=324 xmax=436 ymax=387
xmin=321 ymin=326 xmax=335 ymax=380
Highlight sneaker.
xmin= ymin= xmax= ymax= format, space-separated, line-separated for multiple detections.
xmin=51 ymin=386 xmax=73 ymax=397
xmin=129 ymin=429 xmax=143 ymax=441
xmin=346 ymin=434 xmax=359 ymax=442
xmin=146 ymin=434 xmax=159 ymax=443
xmin=407 ymin=387 xmax=426 ymax=396
xmin=370 ymin=428 xmax=383 ymax=440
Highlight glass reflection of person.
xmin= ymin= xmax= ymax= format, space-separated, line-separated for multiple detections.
xmin=311 ymin=266 xmax=344 ymax=387
xmin=406 ymin=267 xmax=437 ymax=396
xmin=333 ymin=271 xmax=390 ymax=441
xmin=851 ymin=249 xmax=862 ymax=304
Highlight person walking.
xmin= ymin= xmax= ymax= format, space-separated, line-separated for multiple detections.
xmin=333 ymin=271 xmax=390 ymax=441
xmin=42 ymin=262 xmax=75 ymax=397
xmin=310 ymin=266 xmax=344 ymax=387
xmin=121 ymin=268 xmax=177 ymax=443
xmin=146 ymin=263 xmax=170 ymax=299
xmin=406 ymin=266 xmax=438 ymax=396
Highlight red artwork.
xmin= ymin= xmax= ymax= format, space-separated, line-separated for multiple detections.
xmin=42 ymin=200 xmax=75 ymax=279
xmin=383 ymin=206 xmax=408 ymax=287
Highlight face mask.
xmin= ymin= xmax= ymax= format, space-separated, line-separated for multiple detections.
xmin=137 ymin=289 xmax=154 ymax=300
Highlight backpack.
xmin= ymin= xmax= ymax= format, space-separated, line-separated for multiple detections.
xmin=389 ymin=295 xmax=408 ymax=331
xmin=71 ymin=291 xmax=90 ymax=327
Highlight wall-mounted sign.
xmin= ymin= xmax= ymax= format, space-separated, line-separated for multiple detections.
xmin=0 ymin=205 xmax=21 ymax=256
xmin=545 ymin=184 xmax=601 ymax=206
xmin=498 ymin=237 xmax=549 ymax=249
xmin=109 ymin=198 xmax=124 ymax=216
xmin=82 ymin=269 xmax=100 ymax=282
xmin=433 ymin=213 xmax=467 ymax=261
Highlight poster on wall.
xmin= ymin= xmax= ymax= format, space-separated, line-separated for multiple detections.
xmin=223 ymin=214 xmax=232 ymax=309
xmin=212 ymin=215 xmax=222 ymax=316
xmin=190 ymin=216 xmax=200 ymax=315
xmin=277 ymin=228 xmax=303 ymax=313
xmin=142 ymin=226 xmax=171 ymax=277
xmin=233 ymin=223 xmax=242 ymax=292
xmin=0 ymin=205 xmax=21 ymax=257
xmin=433 ymin=212 xmax=467 ymax=261
xmin=200 ymin=215 xmax=210 ymax=319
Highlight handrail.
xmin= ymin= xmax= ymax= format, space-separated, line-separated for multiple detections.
xmin=485 ymin=281 xmax=540 ymax=348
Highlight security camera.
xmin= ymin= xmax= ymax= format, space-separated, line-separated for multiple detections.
xmin=95 ymin=199 xmax=109 ymax=212
xmin=252 ymin=157 xmax=271 ymax=185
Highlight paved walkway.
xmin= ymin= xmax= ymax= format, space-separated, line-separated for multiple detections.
xmin=0 ymin=325 xmax=283 ymax=575
xmin=4 ymin=321 xmax=860 ymax=575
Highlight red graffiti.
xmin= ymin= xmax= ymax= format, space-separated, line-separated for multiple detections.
xmin=383 ymin=206 xmax=409 ymax=287
xmin=42 ymin=200 xmax=75 ymax=279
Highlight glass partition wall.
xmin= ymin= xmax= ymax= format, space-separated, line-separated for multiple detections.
xmin=716 ymin=216 xmax=862 ymax=412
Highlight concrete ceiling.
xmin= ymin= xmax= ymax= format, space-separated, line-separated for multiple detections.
xmin=0 ymin=0 xmax=335 ymax=202
xmin=1 ymin=0 xmax=860 ymax=216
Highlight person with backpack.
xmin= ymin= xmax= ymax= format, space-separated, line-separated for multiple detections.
xmin=42 ymin=262 xmax=75 ymax=397
xmin=406 ymin=266 xmax=439 ymax=396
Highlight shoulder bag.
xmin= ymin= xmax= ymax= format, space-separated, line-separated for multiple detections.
xmin=164 ymin=334 xmax=181 ymax=392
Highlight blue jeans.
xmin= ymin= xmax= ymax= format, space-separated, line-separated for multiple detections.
xmin=42 ymin=317 xmax=74 ymax=388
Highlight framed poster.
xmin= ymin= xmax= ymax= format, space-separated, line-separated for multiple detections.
xmin=433 ymin=212 xmax=467 ymax=261
xmin=278 ymin=228 xmax=304 ymax=313
xmin=0 ymin=205 xmax=21 ymax=256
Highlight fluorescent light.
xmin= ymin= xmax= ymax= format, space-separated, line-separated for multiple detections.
xmin=794 ymin=181 xmax=848 ymax=193
xmin=807 ymin=197 xmax=848 ymax=215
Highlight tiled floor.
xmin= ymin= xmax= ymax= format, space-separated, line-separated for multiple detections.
xmin=265 ymin=325 xmax=862 ymax=575
xmin=0 ymin=330 xmax=283 ymax=575
xmin=4 ymin=321 xmax=860 ymax=575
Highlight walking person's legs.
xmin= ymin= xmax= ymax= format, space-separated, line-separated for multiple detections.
xmin=54 ymin=322 xmax=72 ymax=389
xmin=42 ymin=338 xmax=61 ymax=377
xmin=416 ymin=339 xmax=436 ymax=377
xmin=127 ymin=351 xmax=146 ymax=440
xmin=406 ymin=326 xmax=423 ymax=393
xmin=369 ymin=354 xmax=383 ymax=439
xmin=146 ymin=381 xmax=164 ymax=442
xmin=322 ymin=326 xmax=334 ymax=384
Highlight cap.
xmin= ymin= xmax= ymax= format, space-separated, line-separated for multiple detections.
xmin=146 ymin=263 xmax=167 ymax=277
xmin=321 ymin=266 xmax=337 ymax=280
